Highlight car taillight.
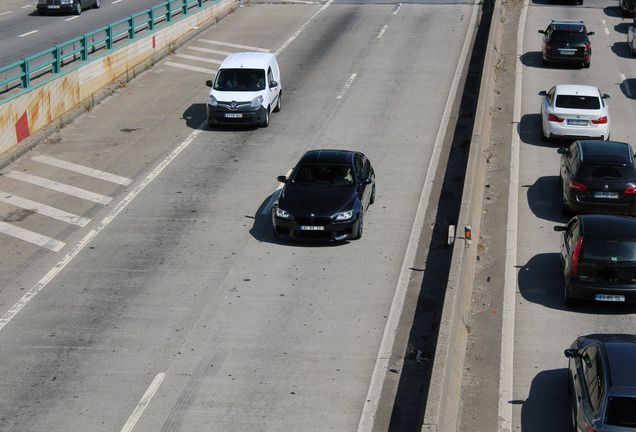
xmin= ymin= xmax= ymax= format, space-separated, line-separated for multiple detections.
xmin=626 ymin=186 xmax=636 ymax=194
xmin=591 ymin=116 xmax=607 ymax=124
xmin=569 ymin=180 xmax=587 ymax=191
xmin=548 ymin=113 xmax=564 ymax=122
xmin=572 ymin=237 xmax=583 ymax=275
xmin=585 ymin=42 xmax=590 ymax=50
xmin=545 ymin=42 xmax=551 ymax=50
xmin=586 ymin=426 xmax=599 ymax=432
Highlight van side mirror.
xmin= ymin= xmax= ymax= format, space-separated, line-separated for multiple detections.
xmin=603 ymin=93 xmax=611 ymax=100
xmin=269 ymin=80 xmax=278 ymax=89
xmin=205 ymin=80 xmax=213 ymax=88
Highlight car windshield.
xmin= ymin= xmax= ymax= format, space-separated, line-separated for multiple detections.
xmin=549 ymin=30 xmax=587 ymax=44
xmin=581 ymin=238 xmax=636 ymax=262
xmin=577 ymin=164 xmax=634 ymax=181
xmin=290 ymin=164 xmax=354 ymax=187
xmin=605 ymin=397 xmax=636 ymax=427
xmin=213 ymin=68 xmax=265 ymax=91
xmin=555 ymin=94 xmax=600 ymax=109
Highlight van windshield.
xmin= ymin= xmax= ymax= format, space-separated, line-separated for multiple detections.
xmin=213 ymin=68 xmax=265 ymax=91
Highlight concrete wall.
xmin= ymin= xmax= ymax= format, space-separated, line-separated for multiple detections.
xmin=0 ymin=0 xmax=237 ymax=157
xmin=421 ymin=0 xmax=505 ymax=431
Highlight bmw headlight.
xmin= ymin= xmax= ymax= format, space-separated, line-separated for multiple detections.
xmin=275 ymin=207 xmax=291 ymax=219
xmin=208 ymin=94 xmax=217 ymax=107
xmin=38 ymin=0 xmax=46 ymax=4
xmin=335 ymin=210 xmax=354 ymax=221
xmin=251 ymin=95 xmax=264 ymax=108
xmin=60 ymin=0 xmax=72 ymax=4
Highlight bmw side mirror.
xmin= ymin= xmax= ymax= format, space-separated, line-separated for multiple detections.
xmin=564 ymin=348 xmax=580 ymax=358
xmin=602 ymin=93 xmax=611 ymax=100
xmin=362 ymin=178 xmax=372 ymax=184
xmin=557 ymin=147 xmax=568 ymax=155
xmin=538 ymin=90 xmax=547 ymax=97
xmin=277 ymin=175 xmax=287 ymax=183
xmin=538 ymin=29 xmax=546 ymax=34
xmin=554 ymin=225 xmax=566 ymax=232
xmin=205 ymin=80 xmax=213 ymax=87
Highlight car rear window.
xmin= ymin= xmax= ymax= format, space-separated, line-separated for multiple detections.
xmin=555 ymin=94 xmax=600 ymax=109
xmin=605 ymin=397 xmax=636 ymax=427
xmin=577 ymin=164 xmax=634 ymax=181
xmin=549 ymin=30 xmax=587 ymax=44
xmin=581 ymin=238 xmax=636 ymax=262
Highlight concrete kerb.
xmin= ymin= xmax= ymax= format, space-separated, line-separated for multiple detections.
xmin=421 ymin=0 xmax=504 ymax=431
xmin=0 ymin=0 xmax=239 ymax=171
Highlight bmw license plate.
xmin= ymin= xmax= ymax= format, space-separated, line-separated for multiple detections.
xmin=594 ymin=191 xmax=618 ymax=199
xmin=48 ymin=5 xmax=60 ymax=8
xmin=224 ymin=113 xmax=243 ymax=118
xmin=559 ymin=49 xmax=576 ymax=55
xmin=567 ymin=119 xmax=588 ymax=126
xmin=300 ymin=226 xmax=324 ymax=231
xmin=595 ymin=294 xmax=625 ymax=302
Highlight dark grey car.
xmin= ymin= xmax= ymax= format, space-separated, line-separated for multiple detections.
xmin=37 ymin=0 xmax=100 ymax=15
xmin=565 ymin=334 xmax=636 ymax=431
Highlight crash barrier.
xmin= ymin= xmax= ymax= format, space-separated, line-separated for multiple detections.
xmin=0 ymin=0 xmax=237 ymax=158
xmin=421 ymin=0 xmax=505 ymax=431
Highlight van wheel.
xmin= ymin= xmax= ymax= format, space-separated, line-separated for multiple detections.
xmin=273 ymin=92 xmax=281 ymax=113
xmin=261 ymin=109 xmax=269 ymax=127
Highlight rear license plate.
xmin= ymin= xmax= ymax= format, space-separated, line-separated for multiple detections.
xmin=594 ymin=191 xmax=619 ymax=199
xmin=567 ymin=119 xmax=588 ymax=126
xmin=559 ymin=49 xmax=576 ymax=55
xmin=595 ymin=294 xmax=625 ymax=302
xmin=224 ymin=113 xmax=243 ymax=118
xmin=300 ymin=226 xmax=324 ymax=231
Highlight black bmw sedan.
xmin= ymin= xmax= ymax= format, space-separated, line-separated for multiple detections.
xmin=558 ymin=140 xmax=636 ymax=216
xmin=272 ymin=149 xmax=375 ymax=242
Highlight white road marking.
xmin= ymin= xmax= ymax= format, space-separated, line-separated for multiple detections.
xmin=21 ymin=4 xmax=31 ymax=8
xmin=175 ymin=53 xmax=223 ymax=64
xmin=377 ymin=25 xmax=388 ymax=39
xmin=5 ymin=171 xmax=112 ymax=204
xmin=499 ymin=1 xmax=528 ymax=431
xmin=0 ymin=221 xmax=65 ymax=252
xmin=337 ymin=74 xmax=357 ymax=99
xmin=0 ymin=192 xmax=90 ymax=226
xmin=198 ymin=39 xmax=270 ymax=52
xmin=357 ymin=0 xmax=481 ymax=430
xmin=32 ymin=155 xmax=132 ymax=185
xmin=65 ymin=15 xmax=79 ymax=21
xmin=0 ymin=120 xmax=206 ymax=331
xmin=188 ymin=46 xmax=232 ymax=57
xmin=164 ymin=61 xmax=216 ymax=74
xmin=0 ymin=10 xmax=12 ymax=15
xmin=393 ymin=3 xmax=402 ymax=14
xmin=120 ymin=373 xmax=165 ymax=432
xmin=19 ymin=30 xmax=38 ymax=37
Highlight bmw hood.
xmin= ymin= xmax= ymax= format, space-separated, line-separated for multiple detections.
xmin=279 ymin=185 xmax=358 ymax=217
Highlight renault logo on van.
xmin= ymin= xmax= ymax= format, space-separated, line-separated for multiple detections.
xmin=230 ymin=101 xmax=237 ymax=109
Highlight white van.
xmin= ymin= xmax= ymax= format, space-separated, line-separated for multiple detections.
xmin=205 ymin=52 xmax=282 ymax=127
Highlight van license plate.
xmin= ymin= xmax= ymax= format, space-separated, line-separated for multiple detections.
xmin=224 ymin=113 xmax=243 ymax=118
xmin=595 ymin=294 xmax=625 ymax=302
xmin=300 ymin=226 xmax=324 ymax=231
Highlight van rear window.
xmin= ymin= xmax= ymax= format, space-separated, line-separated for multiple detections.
xmin=214 ymin=69 xmax=265 ymax=91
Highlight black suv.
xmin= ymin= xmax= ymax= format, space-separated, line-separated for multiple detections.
xmin=564 ymin=334 xmax=636 ymax=431
xmin=539 ymin=19 xmax=594 ymax=68
xmin=555 ymin=214 xmax=636 ymax=306
xmin=558 ymin=140 xmax=636 ymax=216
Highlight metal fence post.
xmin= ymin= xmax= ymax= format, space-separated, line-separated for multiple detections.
xmin=128 ymin=16 xmax=135 ymax=39
xmin=53 ymin=46 xmax=61 ymax=73
xmin=20 ymin=60 xmax=30 ymax=88
xmin=81 ymin=35 xmax=88 ymax=61
xmin=182 ymin=0 xmax=188 ymax=15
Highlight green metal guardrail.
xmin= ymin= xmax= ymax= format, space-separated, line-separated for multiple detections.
xmin=0 ymin=0 xmax=218 ymax=97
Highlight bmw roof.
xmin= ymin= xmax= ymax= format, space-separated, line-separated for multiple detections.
xmin=298 ymin=149 xmax=358 ymax=165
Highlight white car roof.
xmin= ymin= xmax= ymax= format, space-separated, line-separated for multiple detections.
xmin=219 ymin=52 xmax=275 ymax=69
xmin=554 ymin=84 xmax=600 ymax=97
